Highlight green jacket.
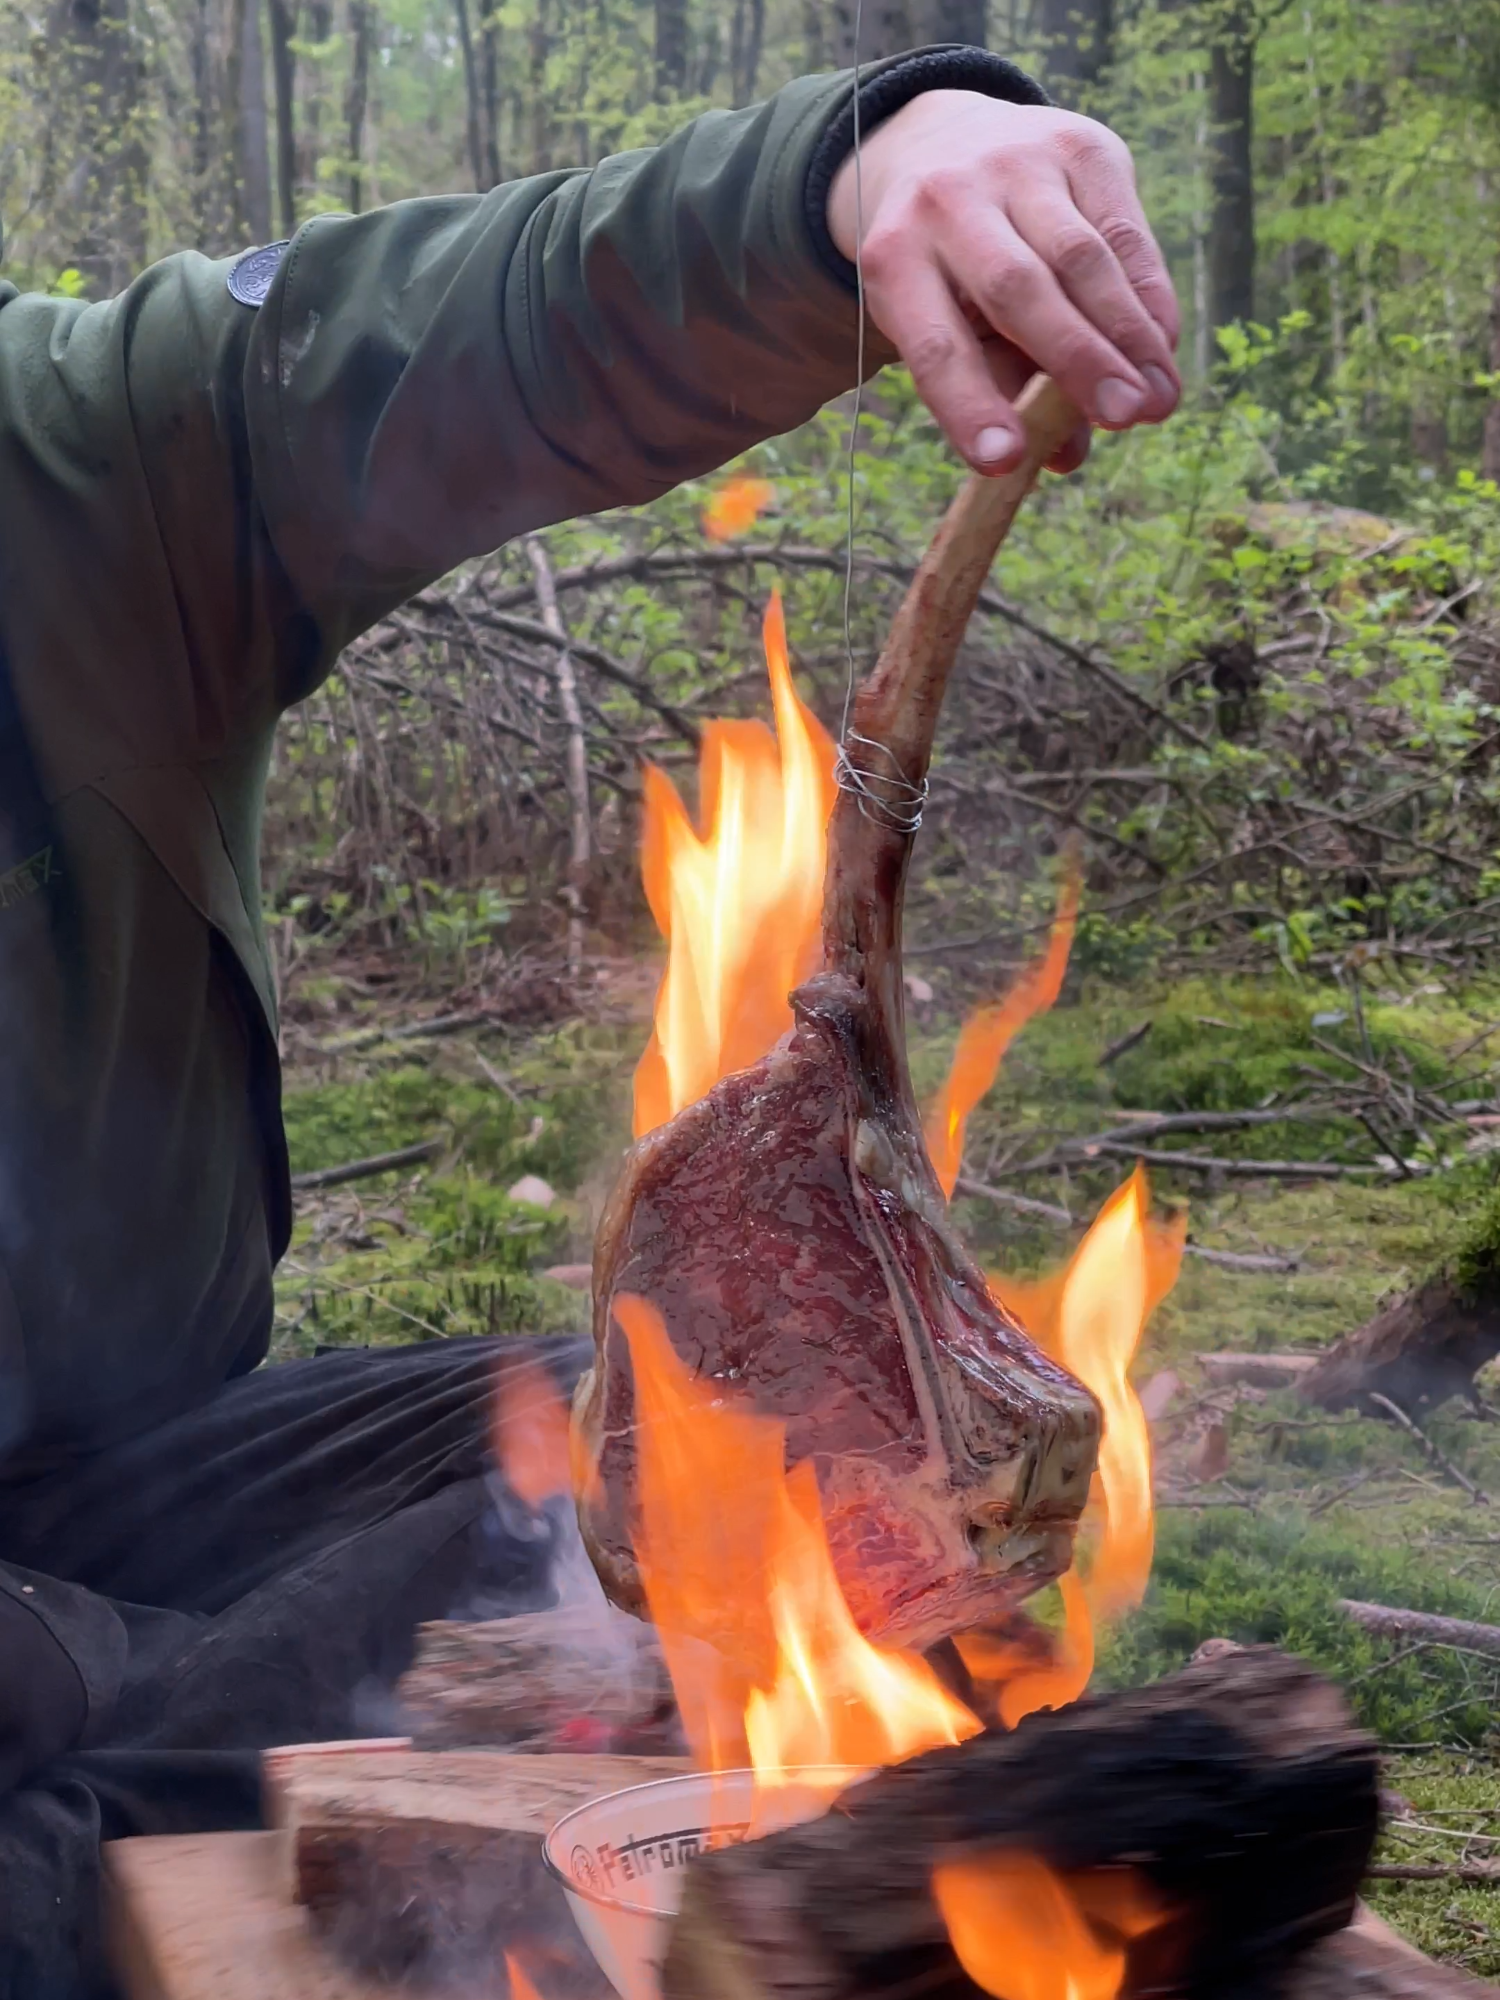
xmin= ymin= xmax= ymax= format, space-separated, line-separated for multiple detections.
xmin=0 ymin=48 xmax=1044 ymax=1470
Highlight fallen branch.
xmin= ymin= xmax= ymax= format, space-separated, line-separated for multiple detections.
xmin=476 ymin=608 xmax=703 ymax=747
xmin=1186 ymin=1244 xmax=1304 ymax=1273
xmin=1366 ymin=1862 xmax=1500 ymax=1884
xmin=316 ymin=1007 xmax=502 ymax=1053
xmin=1337 ymin=1600 xmax=1500 ymax=1660
xmin=1198 ymin=1353 xmax=1323 ymax=1390
xmin=468 ymin=540 xmax=1215 ymax=751
xmin=527 ymin=536 xmax=591 ymax=976
xmin=1089 ymin=1143 xmax=1394 ymax=1179
xmin=1366 ymin=1392 xmax=1490 ymax=1504
xmin=955 ymin=1179 xmax=1299 ymax=1269
xmin=290 ymin=1139 xmax=442 ymax=1193
xmin=1099 ymin=1019 xmax=1153 ymax=1066
xmin=954 ymin=1174 xmax=1072 ymax=1224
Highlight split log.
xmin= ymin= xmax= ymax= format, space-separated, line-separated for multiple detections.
xmin=395 ymin=1606 xmax=677 ymax=1751
xmin=268 ymin=1744 xmax=687 ymax=1982
xmin=1299 ymin=1276 xmax=1500 ymax=1413
xmin=663 ymin=1648 xmax=1378 ymax=2000
xmin=1337 ymin=1598 xmax=1500 ymax=1660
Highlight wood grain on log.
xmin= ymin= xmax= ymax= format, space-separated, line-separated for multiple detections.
xmin=1299 ymin=1277 xmax=1500 ymax=1412
xmin=663 ymin=1649 xmax=1378 ymax=2000
xmin=395 ymin=1606 xmax=676 ymax=1750
xmin=267 ymin=1745 xmax=687 ymax=1981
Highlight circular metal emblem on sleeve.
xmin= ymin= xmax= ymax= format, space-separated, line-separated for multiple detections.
xmin=227 ymin=240 xmax=290 ymax=307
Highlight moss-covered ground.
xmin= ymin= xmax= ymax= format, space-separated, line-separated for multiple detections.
xmin=277 ymin=964 xmax=1500 ymax=1972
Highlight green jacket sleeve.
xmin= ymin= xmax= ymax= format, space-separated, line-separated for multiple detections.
xmin=239 ymin=42 xmax=1048 ymax=682
xmin=4 ymin=48 xmax=1044 ymax=736
xmin=241 ymin=68 xmax=891 ymax=677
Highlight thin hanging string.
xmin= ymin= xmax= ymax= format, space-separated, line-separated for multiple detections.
xmin=832 ymin=0 xmax=928 ymax=837
xmin=837 ymin=0 xmax=866 ymax=749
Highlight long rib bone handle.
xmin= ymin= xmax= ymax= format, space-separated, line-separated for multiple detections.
xmin=846 ymin=375 xmax=1081 ymax=784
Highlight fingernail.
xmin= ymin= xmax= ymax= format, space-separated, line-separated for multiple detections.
xmin=975 ymin=424 xmax=1022 ymax=466
xmin=1094 ymin=377 xmax=1146 ymax=426
xmin=1142 ymin=364 xmax=1178 ymax=413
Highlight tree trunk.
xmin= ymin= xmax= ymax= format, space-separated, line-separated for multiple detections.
xmin=190 ymin=0 xmax=215 ymax=245
xmin=480 ymin=5 xmax=501 ymax=187
xmin=232 ymin=0 xmax=273 ymax=240
xmin=453 ymin=0 xmax=485 ymax=188
xmin=654 ymin=0 xmax=688 ymax=95
xmin=802 ymin=0 xmax=826 ymax=66
xmin=1036 ymin=0 xmax=1112 ymax=105
xmin=730 ymin=0 xmax=765 ymax=104
xmin=45 ymin=0 xmax=150 ymax=293
xmin=916 ymin=0 xmax=987 ymax=44
xmin=1191 ymin=67 xmax=1212 ymax=377
xmin=266 ymin=0 xmax=298 ymax=237
xmin=528 ymin=0 xmax=551 ymax=172
xmin=297 ymin=0 xmax=331 ymax=206
xmin=1484 ymin=248 xmax=1500 ymax=483
xmin=1206 ymin=0 xmax=1255 ymax=335
xmin=695 ymin=14 xmax=722 ymax=93
xmin=344 ymin=0 xmax=372 ymax=212
xmin=830 ymin=2 xmax=916 ymax=65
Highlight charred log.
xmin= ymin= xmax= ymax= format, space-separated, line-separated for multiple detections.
xmin=663 ymin=1648 xmax=1379 ymax=2000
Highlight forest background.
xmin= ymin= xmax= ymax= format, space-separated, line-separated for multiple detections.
xmin=4 ymin=0 xmax=1499 ymax=997
xmin=15 ymin=2 xmax=1500 ymax=1959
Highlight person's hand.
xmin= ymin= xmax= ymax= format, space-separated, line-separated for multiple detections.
xmin=827 ymin=90 xmax=1180 ymax=475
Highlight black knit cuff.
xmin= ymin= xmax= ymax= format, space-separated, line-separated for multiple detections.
xmin=804 ymin=46 xmax=1052 ymax=290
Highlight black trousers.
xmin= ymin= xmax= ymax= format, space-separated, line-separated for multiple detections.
xmin=0 ymin=1332 xmax=590 ymax=2000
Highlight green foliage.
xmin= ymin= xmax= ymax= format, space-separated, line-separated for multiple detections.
xmin=283 ymin=1035 xmax=630 ymax=1191
xmin=1451 ymin=1182 xmax=1500 ymax=1306
xmin=1099 ymin=1510 xmax=1500 ymax=1749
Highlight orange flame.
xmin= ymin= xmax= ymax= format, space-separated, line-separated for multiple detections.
xmin=492 ymin=1355 xmax=572 ymax=1509
xmin=702 ymin=475 xmax=775 ymax=542
xmin=633 ymin=591 xmax=837 ymax=1138
xmin=934 ymin=1853 xmax=1165 ymax=2000
xmin=963 ymin=1168 xmax=1184 ymax=1724
xmin=616 ymin=1292 xmax=978 ymax=1790
xmin=925 ymin=860 xmax=1081 ymax=1198
xmin=504 ymin=1953 xmax=544 ymax=2000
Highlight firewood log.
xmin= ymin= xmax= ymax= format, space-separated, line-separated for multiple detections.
xmin=395 ymin=1606 xmax=677 ymax=1750
xmin=266 ymin=1745 xmax=686 ymax=1982
xmin=662 ymin=1648 xmax=1378 ymax=2000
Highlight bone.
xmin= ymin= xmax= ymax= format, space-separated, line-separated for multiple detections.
xmin=577 ymin=380 xmax=1100 ymax=1652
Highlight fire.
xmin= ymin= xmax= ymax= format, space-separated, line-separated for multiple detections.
xmin=964 ymin=1168 xmax=1184 ymax=1724
xmin=632 ymin=591 xmax=837 ymax=1137
xmin=924 ymin=858 xmax=1081 ymax=1199
xmin=702 ymin=475 xmax=775 ymax=542
xmin=934 ymin=1852 xmax=1164 ymax=2000
xmin=615 ymin=1292 xmax=978 ymax=1788
xmin=492 ymin=1354 xmax=572 ymax=1508
xmin=504 ymin=1953 xmax=544 ymax=2000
